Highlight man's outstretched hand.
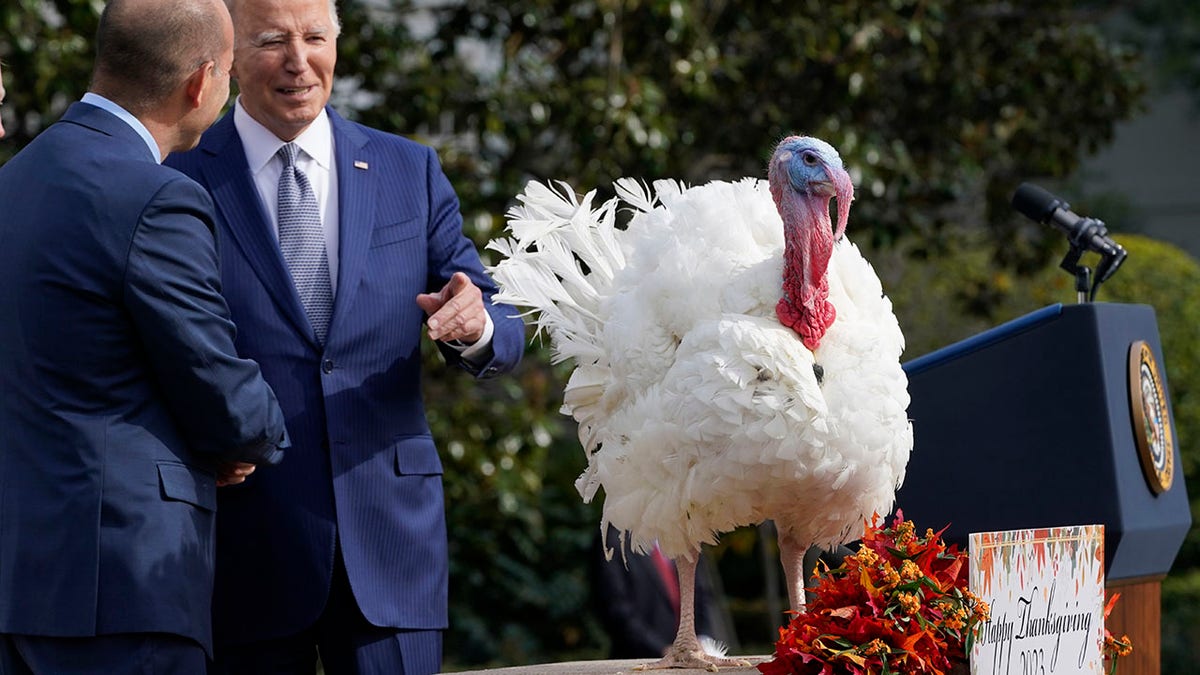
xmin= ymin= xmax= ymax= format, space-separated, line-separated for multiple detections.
xmin=416 ymin=272 xmax=487 ymax=344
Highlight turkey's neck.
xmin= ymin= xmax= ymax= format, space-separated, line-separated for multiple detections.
xmin=775 ymin=192 xmax=836 ymax=351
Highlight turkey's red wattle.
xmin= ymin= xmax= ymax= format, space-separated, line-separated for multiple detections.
xmin=775 ymin=195 xmax=836 ymax=351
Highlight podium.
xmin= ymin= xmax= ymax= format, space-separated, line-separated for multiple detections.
xmin=895 ymin=303 xmax=1191 ymax=675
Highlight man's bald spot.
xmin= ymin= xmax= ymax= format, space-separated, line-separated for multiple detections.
xmin=93 ymin=0 xmax=231 ymax=113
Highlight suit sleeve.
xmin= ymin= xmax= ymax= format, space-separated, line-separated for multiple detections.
xmin=421 ymin=146 xmax=525 ymax=378
xmin=123 ymin=176 xmax=288 ymax=465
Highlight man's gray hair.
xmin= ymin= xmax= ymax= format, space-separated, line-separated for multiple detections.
xmin=224 ymin=0 xmax=342 ymax=36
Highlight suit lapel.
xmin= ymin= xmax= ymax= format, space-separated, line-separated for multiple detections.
xmin=328 ymin=109 xmax=375 ymax=336
xmin=196 ymin=114 xmax=316 ymax=344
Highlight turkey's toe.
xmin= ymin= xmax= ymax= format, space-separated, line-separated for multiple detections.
xmin=633 ymin=645 xmax=751 ymax=671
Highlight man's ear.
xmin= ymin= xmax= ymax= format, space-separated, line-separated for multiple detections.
xmin=183 ymin=61 xmax=213 ymax=110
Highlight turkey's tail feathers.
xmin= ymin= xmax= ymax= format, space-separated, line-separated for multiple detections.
xmin=612 ymin=176 xmax=687 ymax=214
xmin=489 ymin=177 xmax=691 ymax=374
xmin=488 ymin=180 xmax=625 ymax=369
xmin=490 ymin=180 xmax=634 ymax=458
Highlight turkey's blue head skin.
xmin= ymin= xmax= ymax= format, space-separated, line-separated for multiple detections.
xmin=770 ymin=136 xmax=853 ymax=239
xmin=768 ymin=135 xmax=855 ymax=351
xmin=779 ymin=137 xmax=842 ymax=190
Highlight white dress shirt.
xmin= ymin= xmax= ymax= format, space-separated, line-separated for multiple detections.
xmin=81 ymin=92 xmax=161 ymax=163
xmin=232 ymin=98 xmax=493 ymax=358
xmin=234 ymin=100 xmax=341 ymax=295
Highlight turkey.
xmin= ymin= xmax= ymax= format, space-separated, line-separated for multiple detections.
xmin=487 ymin=136 xmax=913 ymax=669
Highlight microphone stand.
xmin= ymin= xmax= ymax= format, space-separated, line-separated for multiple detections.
xmin=1056 ymin=215 xmax=1126 ymax=303
xmin=1058 ymin=244 xmax=1092 ymax=304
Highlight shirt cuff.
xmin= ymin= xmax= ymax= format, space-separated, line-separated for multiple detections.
xmin=445 ymin=310 xmax=495 ymax=363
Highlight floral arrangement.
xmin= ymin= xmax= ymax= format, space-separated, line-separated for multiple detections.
xmin=758 ymin=513 xmax=1134 ymax=675
xmin=758 ymin=512 xmax=988 ymax=675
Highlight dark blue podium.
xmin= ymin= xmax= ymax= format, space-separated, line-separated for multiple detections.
xmin=896 ymin=302 xmax=1190 ymax=675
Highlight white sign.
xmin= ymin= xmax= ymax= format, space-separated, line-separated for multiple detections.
xmin=969 ymin=525 xmax=1106 ymax=675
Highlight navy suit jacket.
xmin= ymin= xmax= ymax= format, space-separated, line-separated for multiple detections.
xmin=0 ymin=103 xmax=289 ymax=654
xmin=165 ymin=107 xmax=524 ymax=645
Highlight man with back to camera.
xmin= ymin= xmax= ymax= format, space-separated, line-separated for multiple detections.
xmin=165 ymin=0 xmax=526 ymax=672
xmin=0 ymin=0 xmax=289 ymax=671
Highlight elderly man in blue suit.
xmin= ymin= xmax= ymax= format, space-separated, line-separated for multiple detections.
xmin=0 ymin=0 xmax=289 ymax=672
xmin=165 ymin=0 xmax=525 ymax=673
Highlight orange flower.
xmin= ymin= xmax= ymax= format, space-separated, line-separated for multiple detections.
xmin=1102 ymin=594 xmax=1134 ymax=672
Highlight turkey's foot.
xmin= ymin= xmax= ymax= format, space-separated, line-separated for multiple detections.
xmin=634 ymin=643 xmax=751 ymax=671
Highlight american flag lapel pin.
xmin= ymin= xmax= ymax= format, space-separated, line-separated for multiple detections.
xmin=354 ymin=160 xmax=369 ymax=170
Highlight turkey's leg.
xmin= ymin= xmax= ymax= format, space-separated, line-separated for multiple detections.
xmin=776 ymin=528 xmax=808 ymax=614
xmin=635 ymin=552 xmax=749 ymax=671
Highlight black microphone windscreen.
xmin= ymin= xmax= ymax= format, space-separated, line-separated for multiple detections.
xmin=1012 ymin=183 xmax=1062 ymax=224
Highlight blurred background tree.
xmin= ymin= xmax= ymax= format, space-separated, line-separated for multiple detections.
xmin=3 ymin=0 xmax=1196 ymax=669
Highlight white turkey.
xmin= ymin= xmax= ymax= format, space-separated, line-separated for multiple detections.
xmin=487 ymin=136 xmax=913 ymax=669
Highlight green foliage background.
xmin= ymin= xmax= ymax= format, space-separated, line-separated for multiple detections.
xmin=3 ymin=0 xmax=1197 ymax=669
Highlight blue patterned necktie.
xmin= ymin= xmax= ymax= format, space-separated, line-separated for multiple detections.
xmin=276 ymin=142 xmax=333 ymax=344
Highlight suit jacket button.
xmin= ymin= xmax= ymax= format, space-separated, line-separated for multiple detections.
xmin=322 ymin=359 xmax=334 ymax=374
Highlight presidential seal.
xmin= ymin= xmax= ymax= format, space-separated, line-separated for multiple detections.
xmin=1128 ymin=341 xmax=1174 ymax=494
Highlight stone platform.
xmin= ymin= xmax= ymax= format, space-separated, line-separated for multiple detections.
xmin=443 ymin=656 xmax=770 ymax=675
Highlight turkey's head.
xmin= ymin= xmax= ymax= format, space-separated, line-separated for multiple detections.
xmin=768 ymin=135 xmax=855 ymax=351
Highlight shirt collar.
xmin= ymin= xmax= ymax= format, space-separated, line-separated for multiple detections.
xmin=80 ymin=92 xmax=161 ymax=163
xmin=233 ymin=97 xmax=333 ymax=174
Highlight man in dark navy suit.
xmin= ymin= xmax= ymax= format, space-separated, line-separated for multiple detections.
xmin=165 ymin=0 xmax=525 ymax=673
xmin=0 ymin=0 xmax=289 ymax=672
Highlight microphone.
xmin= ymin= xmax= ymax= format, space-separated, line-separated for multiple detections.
xmin=1012 ymin=183 xmax=1126 ymax=283
xmin=1012 ymin=183 xmax=1124 ymax=258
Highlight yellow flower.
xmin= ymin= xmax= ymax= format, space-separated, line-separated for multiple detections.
xmin=855 ymin=547 xmax=880 ymax=566
xmin=861 ymin=638 xmax=888 ymax=656
xmin=881 ymin=563 xmax=901 ymax=586
xmin=941 ymin=606 xmax=967 ymax=630
xmin=899 ymin=559 xmax=921 ymax=581
xmin=897 ymin=592 xmax=921 ymax=615
xmin=968 ymin=594 xmax=991 ymax=622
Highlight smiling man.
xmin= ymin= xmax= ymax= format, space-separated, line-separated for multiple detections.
xmin=163 ymin=0 xmax=525 ymax=673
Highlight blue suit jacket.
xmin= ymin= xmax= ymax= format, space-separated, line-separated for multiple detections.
xmin=165 ymin=107 xmax=524 ymax=645
xmin=0 ymin=103 xmax=289 ymax=654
